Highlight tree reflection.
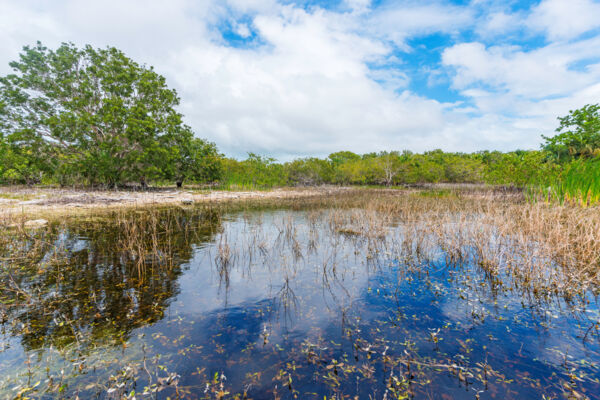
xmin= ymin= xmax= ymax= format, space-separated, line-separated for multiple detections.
xmin=0 ymin=207 xmax=222 ymax=352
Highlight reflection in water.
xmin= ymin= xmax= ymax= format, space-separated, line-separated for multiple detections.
xmin=1 ymin=208 xmax=221 ymax=352
xmin=0 ymin=205 xmax=599 ymax=399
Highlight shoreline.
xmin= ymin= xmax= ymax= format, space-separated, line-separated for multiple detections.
xmin=0 ymin=183 xmax=524 ymax=221
xmin=0 ymin=186 xmax=353 ymax=219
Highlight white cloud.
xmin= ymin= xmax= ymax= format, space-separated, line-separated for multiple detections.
xmin=233 ymin=22 xmax=252 ymax=38
xmin=366 ymin=2 xmax=474 ymax=49
xmin=367 ymin=68 xmax=410 ymax=91
xmin=443 ymin=37 xmax=600 ymax=100
xmin=475 ymin=11 xmax=522 ymax=38
xmin=0 ymin=2 xmax=64 ymax=76
xmin=528 ymin=0 xmax=600 ymax=40
xmin=167 ymin=8 xmax=446 ymax=157
xmin=344 ymin=0 xmax=372 ymax=13
xmin=442 ymin=27 xmax=600 ymax=150
xmin=225 ymin=0 xmax=278 ymax=14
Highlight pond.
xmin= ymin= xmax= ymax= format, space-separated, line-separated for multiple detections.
xmin=0 ymin=202 xmax=599 ymax=399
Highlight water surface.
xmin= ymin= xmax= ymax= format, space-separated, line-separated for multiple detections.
xmin=1 ymin=206 xmax=599 ymax=399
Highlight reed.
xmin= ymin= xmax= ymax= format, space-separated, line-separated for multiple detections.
xmin=529 ymin=158 xmax=600 ymax=206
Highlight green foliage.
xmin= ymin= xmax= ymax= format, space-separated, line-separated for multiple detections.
xmin=286 ymin=157 xmax=333 ymax=185
xmin=167 ymin=136 xmax=222 ymax=186
xmin=538 ymin=158 xmax=600 ymax=206
xmin=328 ymin=151 xmax=361 ymax=166
xmin=543 ymin=104 xmax=600 ymax=161
xmin=221 ymin=153 xmax=288 ymax=189
xmin=220 ymin=149 xmax=550 ymax=189
xmin=482 ymin=150 xmax=559 ymax=186
xmin=0 ymin=42 xmax=218 ymax=187
xmin=0 ymin=130 xmax=43 ymax=184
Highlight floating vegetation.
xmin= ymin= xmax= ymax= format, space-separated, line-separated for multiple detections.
xmin=0 ymin=190 xmax=599 ymax=399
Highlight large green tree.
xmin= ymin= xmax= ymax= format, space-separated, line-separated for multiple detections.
xmin=543 ymin=104 xmax=600 ymax=161
xmin=0 ymin=42 xmax=216 ymax=187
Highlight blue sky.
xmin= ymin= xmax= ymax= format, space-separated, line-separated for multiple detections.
xmin=1 ymin=0 xmax=599 ymax=159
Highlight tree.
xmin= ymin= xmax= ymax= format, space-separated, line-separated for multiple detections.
xmin=0 ymin=42 xmax=205 ymax=187
xmin=351 ymin=152 xmax=403 ymax=186
xmin=0 ymin=135 xmax=45 ymax=184
xmin=286 ymin=157 xmax=332 ymax=186
xmin=169 ymin=135 xmax=222 ymax=187
xmin=221 ymin=153 xmax=288 ymax=188
xmin=328 ymin=151 xmax=360 ymax=166
xmin=482 ymin=150 xmax=558 ymax=186
xmin=543 ymin=104 xmax=600 ymax=161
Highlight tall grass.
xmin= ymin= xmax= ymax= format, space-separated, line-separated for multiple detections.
xmin=536 ymin=158 xmax=600 ymax=206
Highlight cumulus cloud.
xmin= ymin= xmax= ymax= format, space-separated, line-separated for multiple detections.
xmin=474 ymin=10 xmax=523 ymax=38
xmin=167 ymin=8 xmax=445 ymax=157
xmin=528 ymin=0 xmax=600 ymax=40
xmin=0 ymin=2 xmax=64 ymax=75
xmin=343 ymin=0 xmax=372 ymax=13
xmin=442 ymin=37 xmax=600 ymax=100
xmin=442 ymin=1 xmax=600 ymax=148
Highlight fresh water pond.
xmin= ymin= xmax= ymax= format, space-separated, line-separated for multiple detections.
xmin=1 ymin=204 xmax=599 ymax=399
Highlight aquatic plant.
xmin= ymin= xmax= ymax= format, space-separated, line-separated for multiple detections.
xmin=549 ymin=158 xmax=600 ymax=206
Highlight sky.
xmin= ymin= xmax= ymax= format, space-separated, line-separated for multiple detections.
xmin=1 ymin=0 xmax=599 ymax=159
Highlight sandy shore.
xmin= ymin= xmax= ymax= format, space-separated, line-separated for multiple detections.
xmin=0 ymin=186 xmax=348 ymax=219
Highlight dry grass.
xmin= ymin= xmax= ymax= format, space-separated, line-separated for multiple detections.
xmin=323 ymin=190 xmax=600 ymax=296
xmin=1 ymin=187 xmax=598 ymax=297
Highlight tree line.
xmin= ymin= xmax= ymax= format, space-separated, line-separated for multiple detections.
xmin=218 ymin=149 xmax=555 ymax=188
xmin=210 ymin=104 xmax=600 ymax=190
xmin=1 ymin=42 xmax=598 ymax=189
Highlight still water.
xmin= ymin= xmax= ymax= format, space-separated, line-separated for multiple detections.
xmin=1 ymin=206 xmax=599 ymax=399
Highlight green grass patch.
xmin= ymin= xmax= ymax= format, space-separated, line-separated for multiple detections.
xmin=0 ymin=192 xmax=37 ymax=201
xmin=530 ymin=158 xmax=600 ymax=206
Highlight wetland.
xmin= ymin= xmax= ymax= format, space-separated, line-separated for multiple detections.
xmin=0 ymin=189 xmax=599 ymax=399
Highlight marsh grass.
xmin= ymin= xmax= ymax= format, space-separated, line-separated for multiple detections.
xmin=348 ymin=190 xmax=600 ymax=295
xmin=153 ymin=187 xmax=600 ymax=301
xmin=4 ymin=187 xmax=596 ymax=296
xmin=529 ymin=159 xmax=600 ymax=206
xmin=0 ymin=192 xmax=38 ymax=201
xmin=220 ymin=187 xmax=599 ymax=296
